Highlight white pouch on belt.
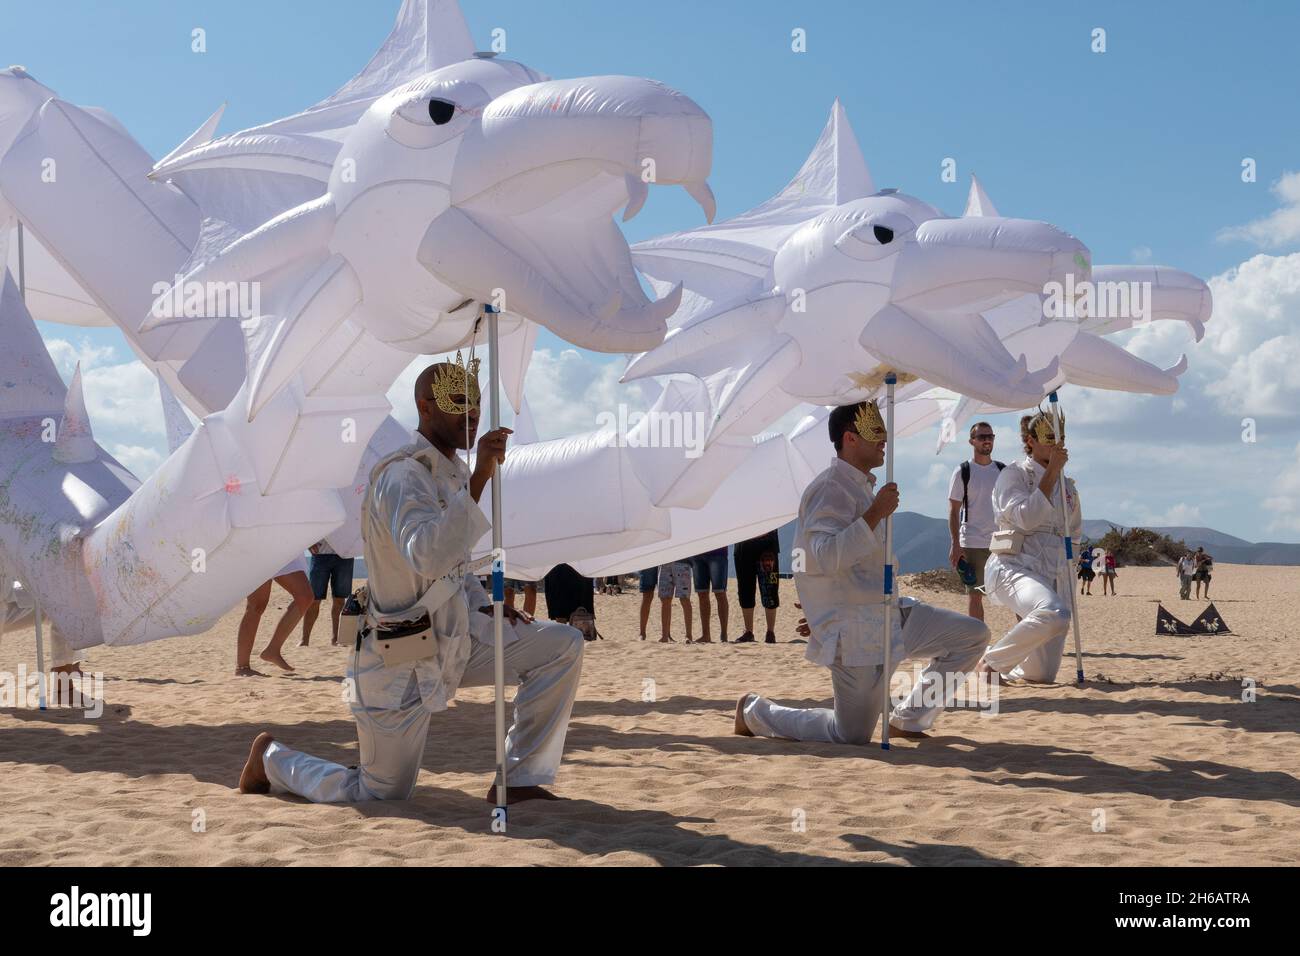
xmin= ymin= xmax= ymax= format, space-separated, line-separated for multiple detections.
xmin=367 ymin=573 xmax=461 ymax=668
xmin=989 ymin=529 xmax=1025 ymax=555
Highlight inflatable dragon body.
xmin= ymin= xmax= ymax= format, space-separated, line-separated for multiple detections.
xmin=0 ymin=0 xmax=1210 ymax=645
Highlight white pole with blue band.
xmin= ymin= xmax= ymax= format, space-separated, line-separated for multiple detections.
xmin=1049 ymin=391 xmax=1085 ymax=685
xmin=880 ymin=372 xmax=896 ymax=750
xmin=18 ymin=221 xmax=46 ymax=711
xmin=486 ymin=303 xmax=508 ymax=821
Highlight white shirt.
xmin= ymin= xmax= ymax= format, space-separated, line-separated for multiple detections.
xmin=985 ymin=456 xmax=1081 ymax=590
xmin=794 ymin=458 xmax=916 ymax=669
xmin=360 ymin=430 xmax=494 ymax=713
xmin=947 ymin=460 xmax=1002 ymax=548
xmin=1177 ymin=556 xmax=1194 ymax=576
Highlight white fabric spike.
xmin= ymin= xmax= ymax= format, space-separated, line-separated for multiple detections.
xmin=52 ymin=362 xmax=97 ymax=464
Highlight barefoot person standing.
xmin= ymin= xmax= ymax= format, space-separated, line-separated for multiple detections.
xmin=978 ymin=409 xmax=1082 ymax=684
xmin=239 ymin=358 xmax=584 ymax=804
xmin=733 ymin=401 xmax=987 ymax=745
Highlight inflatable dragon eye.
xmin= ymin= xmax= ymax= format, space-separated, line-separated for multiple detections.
xmin=835 ymin=212 xmax=915 ymax=260
xmin=387 ymin=94 xmax=462 ymax=148
xmin=428 ymin=98 xmax=456 ymax=124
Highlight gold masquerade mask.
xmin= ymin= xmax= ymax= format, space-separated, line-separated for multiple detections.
xmin=430 ymin=351 xmax=481 ymax=415
xmin=1031 ymin=408 xmax=1064 ymax=445
xmin=854 ymin=400 xmax=887 ymax=443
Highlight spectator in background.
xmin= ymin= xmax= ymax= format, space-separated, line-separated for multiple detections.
xmin=505 ymin=578 xmax=538 ymax=618
xmin=300 ymin=539 xmax=356 ymax=647
xmin=237 ymin=555 xmax=315 ymax=675
xmin=637 ymin=567 xmax=657 ymax=641
xmin=1193 ymin=547 xmax=1214 ymax=599
xmin=734 ymin=529 xmax=780 ymax=644
xmin=1078 ymin=546 xmax=1096 ymax=596
xmin=542 ymin=563 xmax=594 ymax=623
xmin=1176 ymin=552 xmax=1195 ymax=600
xmin=690 ymin=546 xmax=730 ymax=643
xmin=657 ymin=560 xmax=694 ymax=643
xmin=947 ymin=422 xmax=1004 ymax=622
xmin=1101 ymin=551 xmax=1118 ymax=595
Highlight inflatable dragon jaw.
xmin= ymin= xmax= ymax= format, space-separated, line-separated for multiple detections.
xmin=626 ymin=102 xmax=1087 ymax=446
xmin=142 ymin=57 xmax=712 ymax=421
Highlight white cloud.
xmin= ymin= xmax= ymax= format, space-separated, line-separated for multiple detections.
xmin=1200 ymin=252 xmax=1300 ymax=415
xmin=1131 ymin=245 xmax=1152 ymax=263
xmin=1262 ymin=441 xmax=1300 ymax=534
xmin=110 ymin=443 xmax=163 ymax=477
xmin=44 ymin=337 xmax=117 ymax=376
xmin=1218 ymin=171 xmax=1300 ymax=249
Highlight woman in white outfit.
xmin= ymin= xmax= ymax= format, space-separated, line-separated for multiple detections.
xmin=979 ymin=409 xmax=1081 ymax=684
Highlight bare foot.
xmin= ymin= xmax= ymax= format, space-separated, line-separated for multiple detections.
xmin=298 ymin=638 xmax=310 ymax=647
xmin=764 ymin=631 xmax=777 ymax=644
xmin=235 ymin=665 xmax=265 ymax=677
xmin=657 ymin=635 xmax=675 ymax=643
xmin=734 ymin=693 xmax=756 ymax=736
xmin=330 ymin=639 xmax=340 ymax=647
xmin=695 ymin=635 xmax=713 ymax=644
xmin=484 ymin=784 xmax=563 ymax=805
xmin=238 ymin=732 xmax=275 ymax=794
xmin=734 ymin=632 xmax=756 ymax=644
xmin=258 ymin=649 xmax=295 ymax=672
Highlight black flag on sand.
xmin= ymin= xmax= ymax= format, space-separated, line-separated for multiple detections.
xmin=1190 ymin=602 xmax=1230 ymax=634
xmin=1156 ymin=603 xmax=1231 ymax=636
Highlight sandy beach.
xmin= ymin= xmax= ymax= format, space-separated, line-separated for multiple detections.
xmin=2 ymin=563 xmax=1297 ymax=866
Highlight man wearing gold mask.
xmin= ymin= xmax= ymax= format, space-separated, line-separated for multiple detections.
xmin=239 ymin=356 xmax=584 ymax=805
xmin=978 ymin=408 xmax=1082 ymax=683
xmin=733 ymin=401 xmax=988 ymax=745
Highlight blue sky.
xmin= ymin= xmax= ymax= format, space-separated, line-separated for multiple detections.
xmin=5 ymin=0 xmax=1300 ymax=542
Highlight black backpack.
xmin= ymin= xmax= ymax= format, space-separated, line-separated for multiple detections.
xmin=960 ymin=460 xmax=1005 ymax=522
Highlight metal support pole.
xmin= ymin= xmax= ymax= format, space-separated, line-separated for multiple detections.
xmin=880 ymin=373 xmax=897 ymax=750
xmin=486 ymin=304 xmax=508 ymax=822
xmin=1049 ymin=391 xmax=1085 ymax=684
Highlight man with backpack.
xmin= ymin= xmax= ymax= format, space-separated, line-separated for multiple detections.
xmin=946 ymin=422 xmax=1005 ymax=622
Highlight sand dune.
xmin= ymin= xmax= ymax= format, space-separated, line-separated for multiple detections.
xmin=2 ymin=563 xmax=1297 ymax=866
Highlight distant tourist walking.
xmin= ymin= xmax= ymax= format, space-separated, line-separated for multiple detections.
xmin=1192 ymin=547 xmax=1214 ymax=599
xmin=1100 ymin=551 xmax=1118 ymax=595
xmin=947 ymin=422 xmax=1004 ymax=622
xmin=1176 ymin=553 xmax=1195 ymax=600
xmin=1078 ymin=546 xmax=1095 ymax=595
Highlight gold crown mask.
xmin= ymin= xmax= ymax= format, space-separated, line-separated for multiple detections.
xmin=430 ymin=351 xmax=481 ymax=415
xmin=1031 ymin=408 xmax=1064 ymax=445
xmin=854 ymin=400 xmax=887 ymax=443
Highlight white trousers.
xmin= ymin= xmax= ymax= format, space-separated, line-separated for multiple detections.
xmin=983 ymin=563 xmax=1070 ymax=681
xmin=263 ymin=620 xmax=584 ymax=802
xmin=743 ymin=602 xmax=987 ymax=745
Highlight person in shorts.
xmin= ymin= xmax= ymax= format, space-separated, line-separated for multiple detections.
xmin=637 ymin=566 xmax=659 ymax=640
xmin=656 ymin=560 xmax=694 ymax=643
xmin=301 ymin=540 xmax=356 ymax=646
xmin=947 ymin=422 xmax=1003 ymax=622
xmin=734 ymin=530 xmax=780 ymax=643
xmin=504 ymin=578 xmax=538 ymax=618
xmin=1078 ymin=547 xmax=1096 ymax=595
xmin=689 ymin=546 xmax=729 ymax=643
xmin=1193 ymin=547 xmax=1214 ymax=599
